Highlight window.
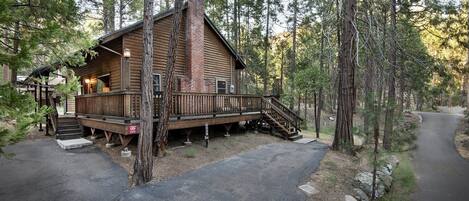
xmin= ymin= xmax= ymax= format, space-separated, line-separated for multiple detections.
xmin=153 ymin=73 xmax=161 ymax=94
xmin=216 ymin=80 xmax=227 ymax=94
xmin=97 ymin=74 xmax=110 ymax=93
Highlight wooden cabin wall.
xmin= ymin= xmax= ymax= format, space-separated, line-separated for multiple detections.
xmin=124 ymin=14 xmax=187 ymax=92
xmin=66 ymin=96 xmax=76 ymax=113
xmin=74 ymin=38 xmax=122 ymax=91
xmin=204 ymin=23 xmax=236 ymax=94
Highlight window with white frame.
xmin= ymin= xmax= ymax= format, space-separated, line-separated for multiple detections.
xmin=216 ymin=79 xmax=227 ymax=94
xmin=153 ymin=73 xmax=161 ymax=94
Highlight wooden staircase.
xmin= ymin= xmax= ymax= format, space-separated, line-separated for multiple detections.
xmin=261 ymin=97 xmax=304 ymax=140
xmin=56 ymin=117 xmax=83 ymax=140
xmin=47 ymin=96 xmax=83 ymax=140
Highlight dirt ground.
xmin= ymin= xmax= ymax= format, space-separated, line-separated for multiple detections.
xmin=455 ymin=119 xmax=469 ymax=160
xmin=91 ymin=126 xmax=284 ymax=182
xmin=303 ymin=112 xmax=419 ymax=201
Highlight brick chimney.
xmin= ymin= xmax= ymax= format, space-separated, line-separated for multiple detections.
xmin=186 ymin=0 xmax=205 ymax=92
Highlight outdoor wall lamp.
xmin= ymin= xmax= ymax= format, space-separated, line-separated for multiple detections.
xmin=84 ymin=78 xmax=91 ymax=84
xmin=123 ymin=48 xmax=131 ymax=58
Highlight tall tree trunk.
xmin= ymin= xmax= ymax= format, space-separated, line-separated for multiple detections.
xmin=280 ymin=49 xmax=284 ymax=95
xmin=10 ymin=21 xmax=19 ymax=85
xmin=290 ymin=0 xmax=298 ymax=109
xmin=119 ymin=0 xmax=124 ymax=29
xmin=383 ymin=0 xmax=397 ymax=150
xmin=103 ymin=0 xmax=116 ymax=33
xmin=317 ymin=8 xmax=326 ymax=139
xmin=332 ymin=0 xmax=356 ymax=153
xmin=233 ymin=0 xmax=239 ymax=50
xmin=363 ymin=0 xmax=375 ymax=139
xmin=466 ymin=4 xmax=469 ymax=110
xmin=132 ymin=0 xmax=154 ymax=186
xmin=155 ymin=0 xmax=184 ymax=154
xmin=263 ymin=0 xmax=270 ymax=95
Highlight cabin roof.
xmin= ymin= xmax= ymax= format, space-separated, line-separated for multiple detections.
xmin=98 ymin=6 xmax=246 ymax=69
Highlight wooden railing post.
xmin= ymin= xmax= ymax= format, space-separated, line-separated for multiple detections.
xmin=213 ymin=94 xmax=217 ymax=117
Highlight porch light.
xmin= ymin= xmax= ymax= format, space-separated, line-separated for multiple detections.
xmin=84 ymin=78 xmax=91 ymax=84
xmin=123 ymin=48 xmax=131 ymax=58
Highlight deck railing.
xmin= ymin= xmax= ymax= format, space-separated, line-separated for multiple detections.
xmin=76 ymin=91 xmax=262 ymax=120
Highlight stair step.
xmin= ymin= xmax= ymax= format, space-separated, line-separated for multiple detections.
xmin=57 ymin=132 xmax=83 ymax=140
xmin=288 ymin=134 xmax=303 ymax=141
xmin=57 ymin=124 xmax=80 ymax=130
xmin=57 ymin=128 xmax=82 ymax=134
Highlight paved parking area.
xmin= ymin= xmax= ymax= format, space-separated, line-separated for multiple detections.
xmin=0 ymin=139 xmax=128 ymax=201
xmin=117 ymin=142 xmax=328 ymax=201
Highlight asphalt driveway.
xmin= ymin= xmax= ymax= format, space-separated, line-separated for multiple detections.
xmin=116 ymin=142 xmax=328 ymax=201
xmin=0 ymin=138 xmax=128 ymax=201
xmin=413 ymin=112 xmax=469 ymax=201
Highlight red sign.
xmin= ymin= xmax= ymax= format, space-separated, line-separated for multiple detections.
xmin=127 ymin=125 xmax=139 ymax=134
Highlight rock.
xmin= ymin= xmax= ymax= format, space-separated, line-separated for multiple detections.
xmin=345 ymin=195 xmax=358 ymax=201
xmin=379 ymin=174 xmax=393 ymax=192
xmin=105 ymin=143 xmax=115 ymax=148
xmin=353 ymin=172 xmax=385 ymax=198
xmin=298 ymin=183 xmax=319 ymax=196
xmin=353 ymin=188 xmax=369 ymax=201
xmin=379 ymin=165 xmax=392 ymax=176
xmin=389 ymin=155 xmax=400 ymax=167
xmin=121 ymin=147 xmax=131 ymax=157
xmin=354 ymin=136 xmax=364 ymax=146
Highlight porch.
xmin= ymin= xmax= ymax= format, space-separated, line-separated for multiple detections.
xmin=74 ymin=91 xmax=275 ymax=147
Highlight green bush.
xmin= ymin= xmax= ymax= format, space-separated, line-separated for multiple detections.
xmin=0 ymin=84 xmax=50 ymax=157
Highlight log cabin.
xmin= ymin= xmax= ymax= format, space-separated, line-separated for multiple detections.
xmin=54 ymin=0 xmax=303 ymax=146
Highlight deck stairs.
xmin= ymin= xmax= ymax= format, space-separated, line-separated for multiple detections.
xmin=55 ymin=117 xmax=83 ymax=140
xmin=261 ymin=97 xmax=304 ymax=140
xmin=47 ymin=96 xmax=83 ymax=140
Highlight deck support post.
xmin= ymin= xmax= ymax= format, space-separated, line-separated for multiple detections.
xmin=118 ymin=134 xmax=134 ymax=148
xmin=38 ymin=84 xmax=43 ymax=132
xmin=184 ymin=129 xmax=192 ymax=145
xmin=104 ymin=131 xmax=115 ymax=148
xmin=204 ymin=123 xmax=209 ymax=148
xmin=223 ymin=123 xmax=232 ymax=137
xmin=45 ymin=81 xmax=50 ymax=136
xmin=90 ymin=128 xmax=97 ymax=140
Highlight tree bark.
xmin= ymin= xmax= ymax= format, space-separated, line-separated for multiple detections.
xmin=10 ymin=21 xmax=19 ymax=85
xmin=290 ymin=0 xmax=298 ymax=109
xmin=103 ymin=0 xmax=116 ymax=33
xmin=132 ymin=0 xmax=154 ymax=186
xmin=332 ymin=0 xmax=356 ymax=153
xmin=155 ymin=0 xmax=184 ymax=154
xmin=383 ymin=0 xmax=397 ymax=150
xmin=119 ymin=0 xmax=124 ymax=29
xmin=363 ymin=0 xmax=375 ymax=139
xmin=263 ymin=0 xmax=270 ymax=95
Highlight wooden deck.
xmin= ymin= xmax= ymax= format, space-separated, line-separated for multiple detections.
xmin=74 ymin=91 xmax=304 ymax=146
xmin=75 ymin=91 xmax=263 ymax=134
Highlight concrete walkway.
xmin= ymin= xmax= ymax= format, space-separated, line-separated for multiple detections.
xmin=413 ymin=112 xmax=469 ymax=201
xmin=0 ymin=139 xmax=128 ymax=201
xmin=116 ymin=142 xmax=328 ymax=201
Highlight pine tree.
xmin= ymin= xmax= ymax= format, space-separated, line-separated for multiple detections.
xmin=132 ymin=0 xmax=154 ymax=186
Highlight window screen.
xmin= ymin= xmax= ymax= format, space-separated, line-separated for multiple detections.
xmin=217 ymin=80 xmax=227 ymax=94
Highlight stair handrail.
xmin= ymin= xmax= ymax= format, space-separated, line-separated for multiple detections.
xmin=269 ymin=97 xmax=304 ymax=122
xmin=261 ymin=97 xmax=301 ymax=131
xmin=48 ymin=95 xmax=58 ymax=134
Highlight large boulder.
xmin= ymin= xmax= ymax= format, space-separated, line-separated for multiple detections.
xmin=353 ymin=172 xmax=385 ymax=198
xmin=352 ymin=188 xmax=369 ymax=201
